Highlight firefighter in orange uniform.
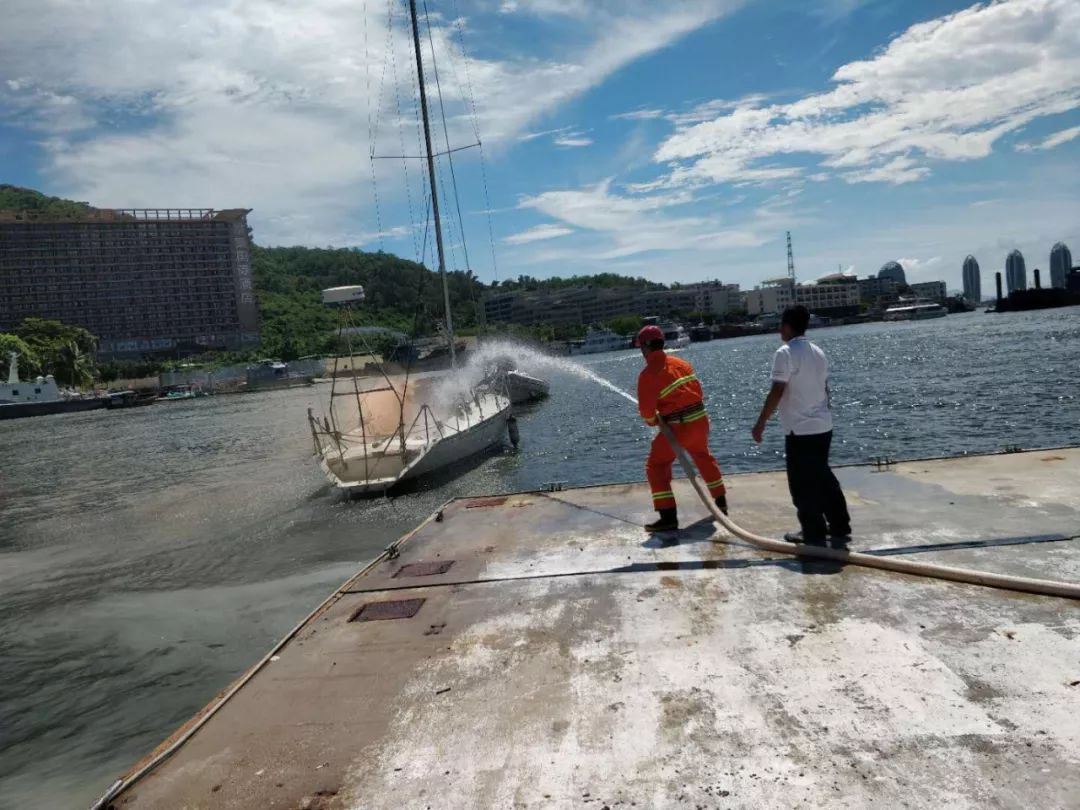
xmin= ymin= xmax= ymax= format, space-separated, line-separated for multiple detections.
xmin=637 ymin=325 xmax=728 ymax=532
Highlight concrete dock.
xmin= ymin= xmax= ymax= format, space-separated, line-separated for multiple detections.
xmin=108 ymin=449 xmax=1079 ymax=809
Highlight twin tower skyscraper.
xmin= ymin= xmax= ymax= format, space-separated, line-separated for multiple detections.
xmin=962 ymin=243 xmax=1073 ymax=302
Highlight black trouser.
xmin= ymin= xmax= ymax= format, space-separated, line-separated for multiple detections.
xmin=785 ymin=430 xmax=851 ymax=541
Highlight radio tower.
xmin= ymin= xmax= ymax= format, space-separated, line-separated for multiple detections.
xmin=786 ymin=231 xmax=796 ymax=285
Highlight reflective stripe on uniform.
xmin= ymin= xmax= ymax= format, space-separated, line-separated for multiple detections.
xmin=658 ymin=374 xmax=698 ymax=399
xmin=679 ymin=409 xmax=708 ymax=423
xmin=651 ymin=490 xmax=674 ymax=501
xmin=704 ymin=478 xmax=724 ymax=489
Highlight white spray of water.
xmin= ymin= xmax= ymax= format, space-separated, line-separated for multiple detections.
xmin=430 ymin=339 xmax=639 ymax=409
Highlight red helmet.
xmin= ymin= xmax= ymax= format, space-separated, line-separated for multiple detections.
xmin=638 ymin=325 xmax=665 ymax=346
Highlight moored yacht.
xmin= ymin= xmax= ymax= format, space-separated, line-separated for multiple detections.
xmin=0 ymin=352 xmax=106 ymax=420
xmin=568 ymin=329 xmax=631 ymax=356
xmin=884 ymin=299 xmax=948 ymax=321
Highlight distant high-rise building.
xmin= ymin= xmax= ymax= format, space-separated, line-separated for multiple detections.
xmin=962 ymin=255 xmax=981 ymax=302
xmin=1050 ymin=242 xmax=1072 ymax=289
xmin=878 ymin=260 xmax=907 ymax=286
xmin=1006 ymin=249 xmax=1027 ymax=293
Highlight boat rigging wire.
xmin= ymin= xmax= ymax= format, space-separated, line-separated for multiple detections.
xmin=446 ymin=0 xmax=500 ymax=281
xmin=423 ymin=0 xmax=473 ymax=278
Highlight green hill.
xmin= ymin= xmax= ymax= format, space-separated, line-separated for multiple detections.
xmin=253 ymin=245 xmax=486 ymax=358
xmin=0 ymin=184 xmax=98 ymax=218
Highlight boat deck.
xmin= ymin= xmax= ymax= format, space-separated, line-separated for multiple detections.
xmin=110 ymin=449 xmax=1080 ymax=809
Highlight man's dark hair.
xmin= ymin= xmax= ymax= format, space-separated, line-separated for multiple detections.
xmin=646 ymin=339 xmax=665 ymax=351
xmin=781 ymin=305 xmax=810 ymax=336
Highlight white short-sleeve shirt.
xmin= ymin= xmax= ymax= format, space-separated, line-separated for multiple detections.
xmin=771 ymin=336 xmax=833 ymax=436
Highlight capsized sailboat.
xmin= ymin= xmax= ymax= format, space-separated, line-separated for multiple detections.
xmin=308 ymin=288 xmax=514 ymax=496
xmin=306 ymin=0 xmax=514 ymax=496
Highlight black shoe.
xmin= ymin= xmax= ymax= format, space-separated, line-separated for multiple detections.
xmin=829 ymin=527 xmax=852 ymax=540
xmin=714 ymin=495 xmax=728 ymax=515
xmin=784 ymin=531 xmax=827 ymax=546
xmin=645 ymin=508 xmax=679 ymax=532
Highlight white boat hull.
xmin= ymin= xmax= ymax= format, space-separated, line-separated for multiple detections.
xmin=884 ymin=309 xmax=948 ymax=321
xmin=318 ymin=395 xmax=512 ymax=496
xmin=506 ymin=371 xmax=549 ymax=405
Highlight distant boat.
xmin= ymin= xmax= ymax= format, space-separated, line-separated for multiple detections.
xmin=105 ymin=390 xmax=156 ymax=408
xmin=754 ymin=312 xmax=828 ymax=330
xmin=660 ymin=323 xmax=691 ymax=349
xmin=0 ymin=352 xmax=106 ymax=420
xmin=245 ymin=359 xmax=313 ymax=391
xmin=884 ymin=299 xmax=948 ymax=321
xmin=689 ymin=324 xmax=712 ymax=342
xmin=568 ymin=329 xmax=631 ymax=356
xmin=158 ymin=385 xmax=201 ymax=401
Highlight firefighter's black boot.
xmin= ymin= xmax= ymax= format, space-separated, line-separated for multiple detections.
xmin=645 ymin=508 xmax=678 ymax=532
xmin=714 ymin=494 xmax=728 ymax=515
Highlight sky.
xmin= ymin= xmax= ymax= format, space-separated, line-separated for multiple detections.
xmin=2 ymin=0 xmax=1078 ymax=294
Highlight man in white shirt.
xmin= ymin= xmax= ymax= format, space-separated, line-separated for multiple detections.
xmin=751 ymin=306 xmax=851 ymax=545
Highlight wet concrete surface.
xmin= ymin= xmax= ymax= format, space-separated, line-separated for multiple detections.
xmin=111 ymin=449 xmax=1079 ymax=809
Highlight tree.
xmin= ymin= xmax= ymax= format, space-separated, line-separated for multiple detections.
xmin=54 ymin=341 xmax=94 ymax=387
xmin=0 ymin=334 xmax=39 ymax=379
xmin=13 ymin=318 xmax=98 ymax=387
xmin=0 ymin=184 xmax=97 ymax=218
xmin=606 ymin=314 xmax=643 ymax=335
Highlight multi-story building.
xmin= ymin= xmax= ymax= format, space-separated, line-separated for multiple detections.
xmin=0 ymin=208 xmax=259 ymax=358
xmin=962 ymin=255 xmax=981 ymax=302
xmin=909 ymin=281 xmax=947 ymax=303
xmin=1006 ymin=249 xmax=1027 ymax=293
xmin=482 ymin=286 xmax=642 ymax=327
xmin=858 ymin=275 xmax=899 ymax=302
xmin=878 ymin=261 xmax=907 ymax=287
xmin=638 ymin=281 xmax=742 ymax=318
xmin=689 ymin=281 xmax=742 ymax=316
xmin=480 ymin=281 xmax=742 ymax=326
xmin=745 ymin=278 xmax=859 ymax=318
xmin=1050 ymin=242 xmax=1072 ymax=290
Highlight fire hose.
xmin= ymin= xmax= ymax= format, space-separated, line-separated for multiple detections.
xmin=655 ymin=415 xmax=1080 ymax=601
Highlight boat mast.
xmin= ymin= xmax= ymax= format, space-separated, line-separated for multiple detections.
xmin=407 ymin=0 xmax=455 ymax=368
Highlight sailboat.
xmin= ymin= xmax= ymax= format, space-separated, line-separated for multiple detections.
xmin=306 ymin=3 xmax=512 ymax=496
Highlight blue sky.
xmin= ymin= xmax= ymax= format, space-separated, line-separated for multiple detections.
xmin=2 ymin=0 xmax=1078 ymax=294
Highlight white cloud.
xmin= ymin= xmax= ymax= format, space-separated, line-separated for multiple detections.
xmin=499 ymin=0 xmax=590 ymax=16
xmin=897 ymin=256 xmax=943 ymax=273
xmin=520 ymin=126 xmax=592 ymax=147
xmin=610 ymin=108 xmax=665 ymax=121
xmin=517 ymin=178 xmax=776 ymax=260
xmin=653 ymin=0 xmax=1080 ymax=188
xmin=841 ymin=155 xmax=931 ymax=185
xmin=553 ymin=132 xmax=593 ymax=147
xmin=812 ymin=0 xmax=875 ymax=24
xmin=519 ymin=126 xmax=574 ymax=142
xmin=503 ymin=223 xmax=575 ymax=244
xmin=0 ymin=0 xmax=742 ymax=245
xmin=1014 ymin=124 xmax=1080 ymax=152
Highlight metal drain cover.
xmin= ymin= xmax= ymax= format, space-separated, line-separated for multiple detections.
xmin=394 ymin=561 xmax=454 ymax=578
xmin=349 ymin=598 xmax=425 ymax=622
